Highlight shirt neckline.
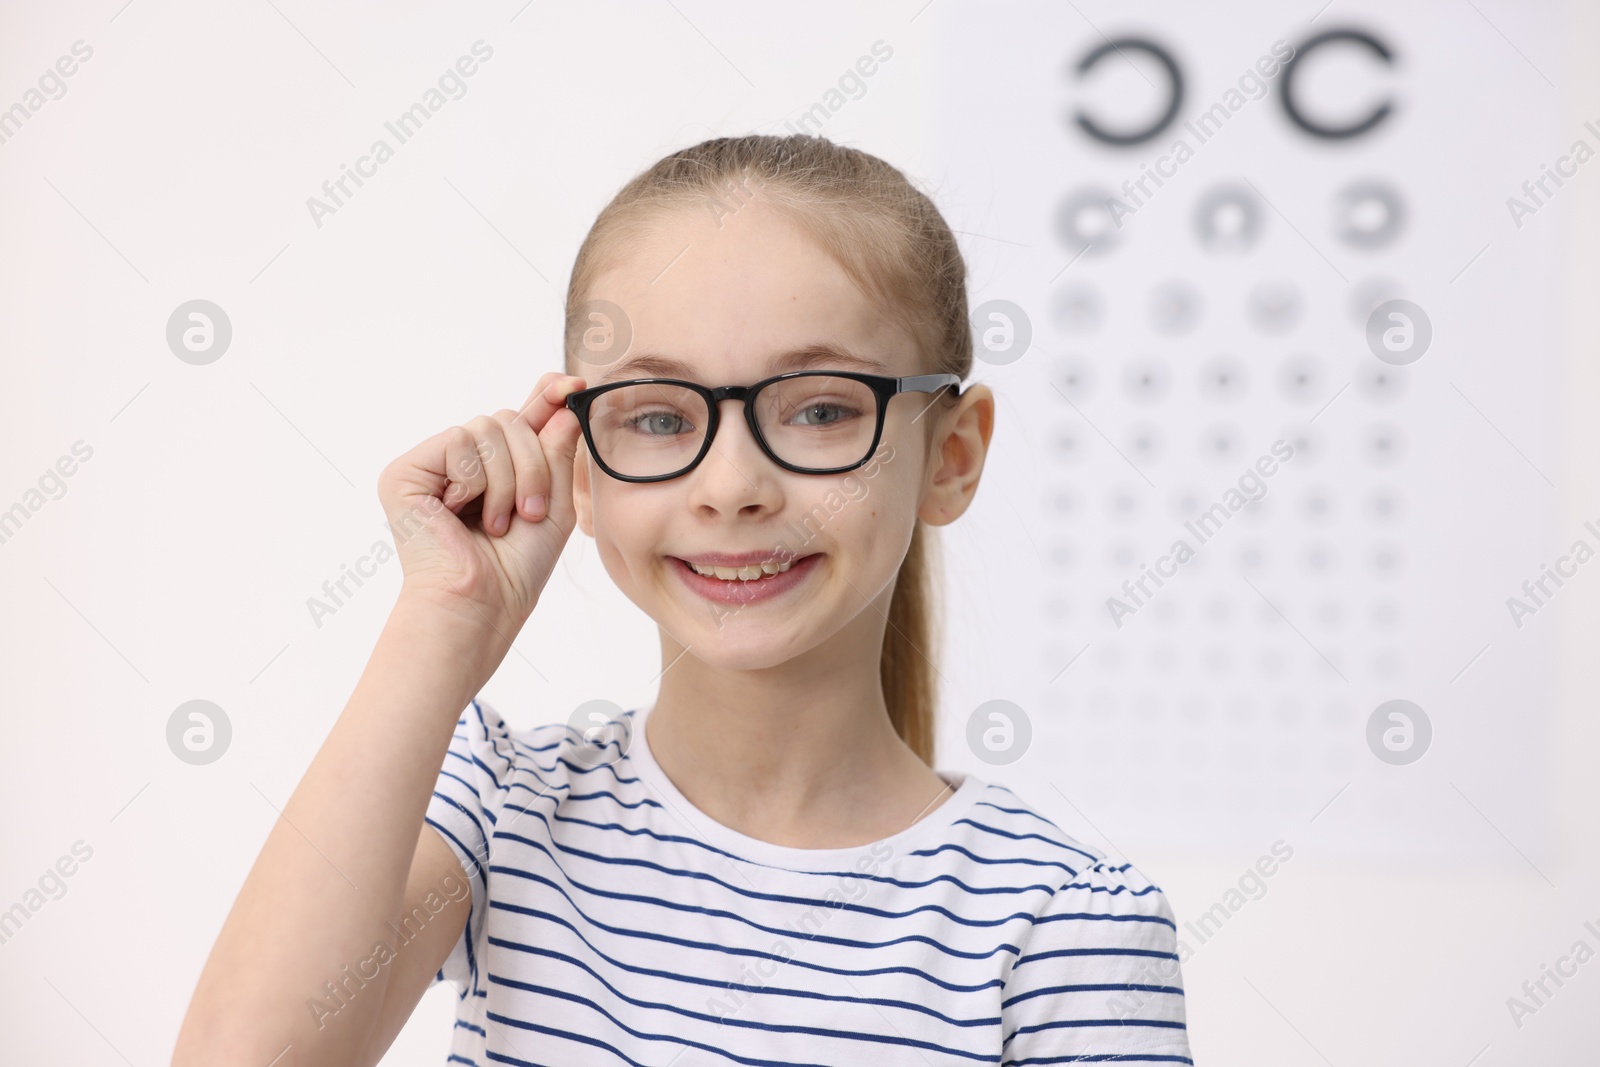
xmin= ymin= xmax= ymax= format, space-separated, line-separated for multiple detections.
xmin=622 ymin=699 xmax=986 ymax=873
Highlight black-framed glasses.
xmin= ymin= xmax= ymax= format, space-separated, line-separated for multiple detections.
xmin=565 ymin=370 xmax=963 ymax=483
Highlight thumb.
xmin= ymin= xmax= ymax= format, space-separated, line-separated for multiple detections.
xmin=539 ymin=405 xmax=586 ymax=528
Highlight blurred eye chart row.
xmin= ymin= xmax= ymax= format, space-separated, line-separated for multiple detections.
xmin=936 ymin=1 xmax=1565 ymax=863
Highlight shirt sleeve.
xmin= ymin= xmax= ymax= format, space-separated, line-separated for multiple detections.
xmin=1000 ymin=858 xmax=1192 ymax=1065
xmin=423 ymin=697 xmax=516 ymax=998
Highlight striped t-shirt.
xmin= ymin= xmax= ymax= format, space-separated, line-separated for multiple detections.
xmin=424 ymin=698 xmax=1192 ymax=1065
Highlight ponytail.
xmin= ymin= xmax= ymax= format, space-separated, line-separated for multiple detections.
xmin=882 ymin=520 xmax=941 ymax=765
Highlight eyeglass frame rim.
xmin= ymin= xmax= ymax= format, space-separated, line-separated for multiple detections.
xmin=563 ymin=368 xmax=964 ymax=483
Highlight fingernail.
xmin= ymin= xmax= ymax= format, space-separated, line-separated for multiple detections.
xmin=528 ymin=494 xmax=546 ymax=519
xmin=491 ymin=511 xmax=509 ymax=535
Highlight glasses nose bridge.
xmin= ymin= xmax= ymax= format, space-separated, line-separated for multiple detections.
xmin=707 ymin=383 xmax=754 ymax=406
xmin=702 ymin=383 xmax=766 ymax=465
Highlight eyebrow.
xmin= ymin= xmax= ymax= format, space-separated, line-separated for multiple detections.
xmin=592 ymin=343 xmax=891 ymax=385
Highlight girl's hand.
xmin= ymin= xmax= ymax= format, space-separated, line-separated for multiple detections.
xmin=377 ymin=372 xmax=588 ymax=642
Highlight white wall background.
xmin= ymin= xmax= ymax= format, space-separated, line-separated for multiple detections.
xmin=1 ymin=0 xmax=1596 ymax=1063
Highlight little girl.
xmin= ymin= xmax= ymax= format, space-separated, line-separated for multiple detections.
xmin=174 ymin=134 xmax=1191 ymax=1066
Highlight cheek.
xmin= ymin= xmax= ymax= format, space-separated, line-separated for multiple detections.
xmin=591 ymin=488 xmax=670 ymax=573
xmin=828 ymin=482 xmax=914 ymax=560
xmin=593 ymin=522 xmax=668 ymax=605
xmin=586 ymin=488 xmax=628 ymax=571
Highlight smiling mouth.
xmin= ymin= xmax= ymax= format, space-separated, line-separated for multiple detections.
xmin=668 ymin=554 xmax=819 ymax=582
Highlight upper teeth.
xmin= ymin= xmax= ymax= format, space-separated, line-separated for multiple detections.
xmin=688 ymin=559 xmax=795 ymax=580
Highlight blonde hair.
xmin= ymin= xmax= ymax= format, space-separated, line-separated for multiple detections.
xmin=563 ymin=133 xmax=972 ymax=766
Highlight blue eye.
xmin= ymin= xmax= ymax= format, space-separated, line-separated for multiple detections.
xmin=794 ymin=403 xmax=846 ymax=426
xmin=625 ymin=410 xmax=694 ymax=436
xmin=787 ymin=396 xmax=866 ymax=428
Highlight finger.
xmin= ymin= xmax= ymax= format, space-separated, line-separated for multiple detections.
xmin=492 ymin=407 xmax=550 ymax=523
xmin=520 ymin=371 xmax=561 ymax=412
xmin=462 ymin=415 xmax=515 ymax=535
xmin=378 ymin=431 xmax=460 ymax=533
xmin=440 ymin=425 xmax=489 ymax=516
xmin=380 ymin=421 xmax=513 ymax=541
xmin=537 ymin=402 xmax=586 ymax=529
xmin=517 ymin=373 xmax=588 ymax=437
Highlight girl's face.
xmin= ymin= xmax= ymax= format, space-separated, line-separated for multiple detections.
xmin=571 ymin=198 xmax=977 ymax=671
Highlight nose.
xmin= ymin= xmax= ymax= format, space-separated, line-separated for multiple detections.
xmin=683 ymin=398 xmax=782 ymax=510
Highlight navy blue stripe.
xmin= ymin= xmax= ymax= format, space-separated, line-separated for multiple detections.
xmin=491 ymin=829 xmax=1042 ymax=929
xmin=486 ymin=934 xmax=998 ymax=1026
xmin=487 ymin=862 xmax=1026 ymax=962
xmin=460 ymin=700 xmax=512 ymax=792
xmin=436 ymin=769 xmax=499 ymax=827
xmin=954 ymin=818 xmax=1105 ymax=862
xmin=513 ymin=722 xmax=633 ymax=760
xmin=1004 ymin=1054 xmax=1193 ymax=1065
xmin=503 ymin=710 xmax=638 ymax=758
xmin=1031 ymin=908 xmax=1175 ymax=932
xmin=486 ymin=908 xmax=1004 ymax=998
xmin=485 ymin=978 xmax=998 ymax=1065
xmin=437 ymin=765 xmax=484 ymax=805
xmin=909 ymin=841 xmax=1084 ymax=875
xmin=426 ymin=816 xmax=486 ymax=889
xmin=1011 ymin=946 xmax=1179 ymax=970
xmin=563 ymin=787 xmax=666 ymax=812
xmin=1005 ymin=1017 xmax=1188 ymax=1042
xmin=497 ymin=809 xmax=1059 ymax=911
xmin=489 ymin=967 xmax=993 ymax=1049
xmin=1001 ymin=982 xmax=1185 ymax=1010
xmin=504 ymin=750 xmax=646 ymax=785
xmin=974 ymin=797 xmax=1075 ymax=832
xmin=1053 ymin=879 xmax=1162 ymax=898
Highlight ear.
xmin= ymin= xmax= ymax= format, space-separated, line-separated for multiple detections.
xmin=572 ymin=438 xmax=595 ymax=538
xmin=917 ymin=384 xmax=994 ymax=526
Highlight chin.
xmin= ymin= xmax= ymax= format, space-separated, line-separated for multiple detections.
xmin=683 ymin=629 xmax=815 ymax=672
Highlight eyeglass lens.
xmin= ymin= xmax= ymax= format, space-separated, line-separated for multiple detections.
xmin=586 ymin=376 xmax=879 ymax=478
